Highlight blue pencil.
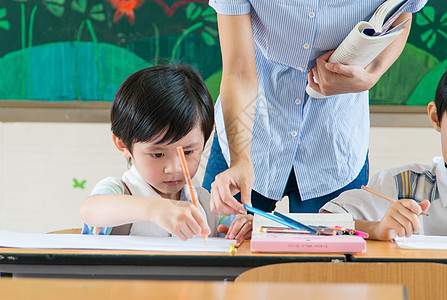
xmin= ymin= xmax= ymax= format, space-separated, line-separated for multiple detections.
xmin=243 ymin=205 xmax=306 ymax=231
xmin=273 ymin=211 xmax=318 ymax=235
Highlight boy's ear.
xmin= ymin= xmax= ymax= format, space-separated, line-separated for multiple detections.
xmin=427 ymin=101 xmax=441 ymax=132
xmin=112 ymin=135 xmax=132 ymax=159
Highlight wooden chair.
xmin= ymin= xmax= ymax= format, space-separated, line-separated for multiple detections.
xmin=47 ymin=228 xmax=82 ymax=234
xmin=235 ymin=262 xmax=447 ymax=300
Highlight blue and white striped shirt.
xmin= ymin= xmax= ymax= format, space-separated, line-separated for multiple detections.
xmin=210 ymin=0 xmax=427 ymax=201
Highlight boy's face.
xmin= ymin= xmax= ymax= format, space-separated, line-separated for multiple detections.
xmin=428 ymin=101 xmax=447 ymax=163
xmin=128 ymin=125 xmax=205 ymax=200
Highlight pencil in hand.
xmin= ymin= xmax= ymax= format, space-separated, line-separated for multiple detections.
xmin=361 ymin=185 xmax=429 ymax=216
xmin=177 ymin=146 xmax=208 ymax=246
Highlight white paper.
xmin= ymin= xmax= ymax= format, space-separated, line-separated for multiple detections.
xmin=394 ymin=235 xmax=447 ymax=250
xmin=329 ymin=22 xmax=402 ymax=68
xmin=0 ymin=231 xmax=235 ymax=253
xmin=368 ymin=0 xmax=406 ymax=33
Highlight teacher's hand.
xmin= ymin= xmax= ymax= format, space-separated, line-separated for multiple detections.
xmin=307 ymin=50 xmax=380 ymax=97
xmin=210 ymin=160 xmax=255 ymax=215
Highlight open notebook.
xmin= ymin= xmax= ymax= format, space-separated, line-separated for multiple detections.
xmin=395 ymin=235 xmax=447 ymax=250
xmin=0 ymin=230 xmax=235 ymax=253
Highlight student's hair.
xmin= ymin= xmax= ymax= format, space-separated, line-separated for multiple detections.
xmin=111 ymin=64 xmax=214 ymax=152
xmin=435 ymin=70 xmax=447 ymax=125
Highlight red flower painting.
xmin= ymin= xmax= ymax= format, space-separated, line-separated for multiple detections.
xmin=107 ymin=0 xmax=143 ymax=24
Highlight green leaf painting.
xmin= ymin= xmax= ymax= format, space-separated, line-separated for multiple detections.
xmin=201 ymin=32 xmax=215 ymax=46
xmin=369 ymin=2 xmax=447 ymax=106
xmin=0 ymin=8 xmax=10 ymax=30
xmin=43 ymin=0 xmax=65 ymax=17
xmin=90 ymin=4 xmax=105 ymax=21
xmin=71 ymin=0 xmax=87 ymax=14
xmin=370 ymin=44 xmax=440 ymax=105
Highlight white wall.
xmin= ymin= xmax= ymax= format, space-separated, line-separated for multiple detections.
xmin=368 ymin=127 xmax=441 ymax=174
xmin=0 ymin=123 xmax=124 ymax=233
xmin=0 ymin=122 xmax=441 ymax=233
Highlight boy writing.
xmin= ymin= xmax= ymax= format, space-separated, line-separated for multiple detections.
xmin=80 ymin=64 xmax=252 ymax=240
xmin=321 ymin=70 xmax=447 ymax=240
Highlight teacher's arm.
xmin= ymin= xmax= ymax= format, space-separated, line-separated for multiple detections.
xmin=308 ymin=13 xmax=412 ymax=96
xmin=210 ymin=13 xmax=258 ymax=215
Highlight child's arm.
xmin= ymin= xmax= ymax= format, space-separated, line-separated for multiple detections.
xmin=80 ymin=194 xmax=211 ymax=240
xmin=354 ymin=199 xmax=430 ymax=241
xmin=217 ymin=214 xmax=253 ymax=240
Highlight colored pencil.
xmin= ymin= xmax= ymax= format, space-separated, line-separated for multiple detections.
xmin=334 ymin=226 xmax=369 ymax=239
xmin=243 ymin=205 xmax=306 ymax=231
xmin=177 ymin=146 xmax=208 ymax=245
xmin=273 ymin=211 xmax=319 ymax=234
xmin=229 ymin=242 xmax=236 ymax=255
xmin=260 ymin=227 xmax=337 ymax=236
xmin=361 ymin=185 xmax=428 ymax=216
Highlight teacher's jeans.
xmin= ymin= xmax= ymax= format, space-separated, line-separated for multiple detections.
xmin=202 ymin=136 xmax=369 ymax=213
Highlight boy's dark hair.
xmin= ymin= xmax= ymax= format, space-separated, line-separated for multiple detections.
xmin=435 ymin=70 xmax=447 ymax=125
xmin=111 ymin=64 xmax=214 ymax=152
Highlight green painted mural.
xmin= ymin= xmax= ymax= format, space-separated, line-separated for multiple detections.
xmin=0 ymin=0 xmax=220 ymax=101
xmin=371 ymin=1 xmax=447 ymax=105
xmin=0 ymin=0 xmax=445 ymax=106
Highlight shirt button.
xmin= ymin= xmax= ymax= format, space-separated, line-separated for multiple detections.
xmin=295 ymin=98 xmax=301 ymax=105
xmin=297 ymin=67 xmax=304 ymax=72
xmin=291 ymin=131 xmax=298 ymax=137
xmin=303 ymin=43 xmax=310 ymax=49
xmin=309 ymin=12 xmax=315 ymax=18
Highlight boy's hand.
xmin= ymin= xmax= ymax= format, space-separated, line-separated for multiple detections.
xmin=152 ymin=201 xmax=211 ymax=241
xmin=217 ymin=214 xmax=253 ymax=240
xmin=374 ymin=199 xmax=430 ymax=240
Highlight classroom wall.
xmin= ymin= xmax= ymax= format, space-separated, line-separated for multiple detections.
xmin=0 ymin=121 xmax=441 ymax=233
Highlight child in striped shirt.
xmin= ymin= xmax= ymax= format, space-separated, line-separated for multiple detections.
xmin=321 ymin=70 xmax=447 ymax=240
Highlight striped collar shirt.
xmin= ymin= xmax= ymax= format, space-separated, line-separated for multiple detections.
xmin=210 ymin=0 xmax=427 ymax=201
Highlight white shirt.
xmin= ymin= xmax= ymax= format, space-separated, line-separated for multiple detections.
xmin=320 ymin=157 xmax=447 ymax=236
xmin=88 ymin=166 xmax=221 ymax=237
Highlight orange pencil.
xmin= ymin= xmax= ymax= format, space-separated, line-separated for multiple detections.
xmin=177 ymin=146 xmax=208 ymax=246
xmin=361 ymin=185 xmax=428 ymax=216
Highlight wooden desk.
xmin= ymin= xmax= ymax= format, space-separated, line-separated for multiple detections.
xmin=0 ymin=242 xmax=345 ymax=280
xmin=350 ymin=240 xmax=447 ymax=263
xmin=0 ymin=279 xmax=406 ymax=300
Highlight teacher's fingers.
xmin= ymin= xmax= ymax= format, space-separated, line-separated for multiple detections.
xmin=318 ymin=49 xmax=335 ymax=62
xmin=217 ymin=179 xmax=246 ymax=213
xmin=325 ymin=62 xmax=357 ymax=78
xmin=239 ymin=176 xmax=253 ymax=207
xmin=210 ymin=181 xmax=244 ymax=215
